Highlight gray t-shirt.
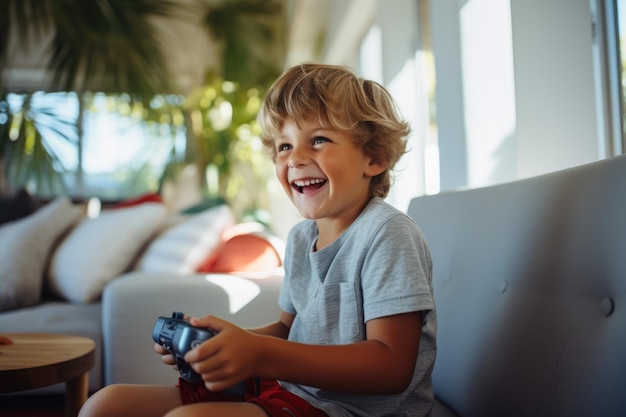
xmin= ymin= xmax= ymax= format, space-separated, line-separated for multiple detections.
xmin=278 ymin=197 xmax=436 ymax=417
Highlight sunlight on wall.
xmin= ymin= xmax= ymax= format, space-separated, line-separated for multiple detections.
xmin=360 ymin=23 xmax=426 ymax=211
xmin=460 ymin=0 xmax=517 ymax=187
xmin=204 ymin=274 xmax=261 ymax=314
xmin=424 ymin=141 xmax=440 ymax=195
xmin=360 ymin=24 xmax=383 ymax=83
xmin=387 ymin=60 xmax=423 ymax=211
xmin=415 ymin=45 xmax=440 ymax=196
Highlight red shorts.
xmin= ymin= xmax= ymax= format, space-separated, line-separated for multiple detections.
xmin=177 ymin=377 xmax=328 ymax=417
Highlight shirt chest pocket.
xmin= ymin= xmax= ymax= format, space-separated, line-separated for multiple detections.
xmin=316 ymin=282 xmax=362 ymax=344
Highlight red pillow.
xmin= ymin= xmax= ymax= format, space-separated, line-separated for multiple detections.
xmin=111 ymin=192 xmax=162 ymax=209
xmin=198 ymin=233 xmax=282 ymax=273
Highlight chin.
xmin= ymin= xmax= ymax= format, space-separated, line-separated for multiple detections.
xmin=294 ymin=205 xmax=322 ymax=220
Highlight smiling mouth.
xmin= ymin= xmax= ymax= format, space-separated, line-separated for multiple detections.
xmin=292 ymin=178 xmax=327 ymax=193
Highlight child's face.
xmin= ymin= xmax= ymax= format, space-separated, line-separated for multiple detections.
xmin=274 ymin=118 xmax=385 ymax=224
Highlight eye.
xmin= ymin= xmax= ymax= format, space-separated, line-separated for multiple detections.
xmin=313 ymin=136 xmax=330 ymax=145
xmin=276 ymin=143 xmax=292 ymax=152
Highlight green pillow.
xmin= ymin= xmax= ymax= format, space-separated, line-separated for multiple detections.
xmin=180 ymin=197 xmax=227 ymax=214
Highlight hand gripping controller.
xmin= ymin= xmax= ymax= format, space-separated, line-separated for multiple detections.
xmin=152 ymin=312 xmax=245 ymax=397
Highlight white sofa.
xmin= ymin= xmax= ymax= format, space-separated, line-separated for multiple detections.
xmin=0 ymin=271 xmax=283 ymax=395
xmin=102 ymin=271 xmax=282 ymax=386
xmin=0 ymin=197 xmax=284 ymax=396
xmin=410 ymin=154 xmax=626 ymax=416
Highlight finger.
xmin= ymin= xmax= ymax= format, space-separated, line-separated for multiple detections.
xmin=189 ymin=315 xmax=230 ymax=331
xmin=161 ymin=353 xmax=176 ymax=365
xmin=205 ymin=379 xmax=234 ymax=393
xmin=184 ymin=335 xmax=221 ymax=364
xmin=194 ymin=350 xmax=242 ymax=382
xmin=194 ymin=360 xmax=225 ymax=379
xmin=202 ymin=369 xmax=243 ymax=393
xmin=154 ymin=343 xmax=169 ymax=354
xmin=199 ymin=365 xmax=233 ymax=388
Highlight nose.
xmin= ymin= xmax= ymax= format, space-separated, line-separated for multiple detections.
xmin=287 ymin=145 xmax=309 ymax=168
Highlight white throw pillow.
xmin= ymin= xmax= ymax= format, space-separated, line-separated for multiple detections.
xmin=0 ymin=197 xmax=84 ymax=311
xmin=48 ymin=203 xmax=168 ymax=303
xmin=135 ymin=204 xmax=235 ymax=274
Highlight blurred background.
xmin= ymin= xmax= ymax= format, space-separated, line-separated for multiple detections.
xmin=1 ymin=0 xmax=624 ymax=240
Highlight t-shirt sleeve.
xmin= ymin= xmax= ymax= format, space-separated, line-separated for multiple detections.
xmin=361 ymin=213 xmax=433 ymax=322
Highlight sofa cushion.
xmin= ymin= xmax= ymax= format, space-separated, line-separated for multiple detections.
xmin=0 ymin=197 xmax=83 ymax=311
xmin=47 ymin=203 xmax=168 ymax=303
xmin=197 ymin=222 xmax=284 ymax=273
xmin=199 ymin=233 xmax=282 ymax=273
xmin=135 ymin=204 xmax=235 ymax=274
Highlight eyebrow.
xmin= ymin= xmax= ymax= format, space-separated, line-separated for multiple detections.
xmin=276 ymin=126 xmax=337 ymax=138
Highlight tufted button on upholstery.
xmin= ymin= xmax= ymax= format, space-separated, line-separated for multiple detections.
xmin=600 ymin=297 xmax=614 ymax=316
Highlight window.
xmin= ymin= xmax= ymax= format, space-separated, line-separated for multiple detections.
xmin=593 ymin=0 xmax=626 ymax=156
xmin=3 ymin=92 xmax=184 ymax=200
xmin=616 ymin=0 xmax=626 ymax=153
xmin=79 ymin=93 xmax=186 ymax=200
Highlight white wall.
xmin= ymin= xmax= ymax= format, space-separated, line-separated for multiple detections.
xmin=459 ymin=0 xmax=517 ymax=187
xmin=511 ymin=0 xmax=600 ymax=179
xmin=371 ymin=0 xmax=425 ymax=211
xmin=430 ymin=0 xmax=469 ymax=191
xmin=270 ymin=0 xmax=608 ymax=237
xmin=431 ymin=0 xmax=602 ymax=191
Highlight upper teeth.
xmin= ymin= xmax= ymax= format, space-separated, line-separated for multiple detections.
xmin=294 ymin=179 xmax=325 ymax=187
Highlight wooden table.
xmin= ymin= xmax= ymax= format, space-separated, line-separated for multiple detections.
xmin=0 ymin=333 xmax=95 ymax=417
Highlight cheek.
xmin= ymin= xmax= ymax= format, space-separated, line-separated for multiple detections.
xmin=275 ymin=162 xmax=290 ymax=188
xmin=321 ymin=155 xmax=357 ymax=180
xmin=275 ymin=159 xmax=285 ymax=177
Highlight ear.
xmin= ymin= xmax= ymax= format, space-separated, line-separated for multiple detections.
xmin=364 ymin=158 xmax=388 ymax=178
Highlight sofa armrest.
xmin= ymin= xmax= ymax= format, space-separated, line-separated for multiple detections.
xmin=101 ymin=271 xmax=283 ymax=386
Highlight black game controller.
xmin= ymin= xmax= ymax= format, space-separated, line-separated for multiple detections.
xmin=152 ymin=312 xmax=245 ymax=397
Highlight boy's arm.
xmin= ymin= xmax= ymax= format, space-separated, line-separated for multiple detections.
xmin=259 ymin=312 xmax=421 ymax=394
xmin=247 ymin=310 xmax=295 ymax=339
xmin=186 ymin=311 xmax=421 ymax=395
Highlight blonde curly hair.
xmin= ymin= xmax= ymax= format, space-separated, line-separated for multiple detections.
xmin=258 ymin=63 xmax=410 ymax=199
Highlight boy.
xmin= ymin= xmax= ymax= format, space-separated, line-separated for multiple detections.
xmin=78 ymin=63 xmax=436 ymax=417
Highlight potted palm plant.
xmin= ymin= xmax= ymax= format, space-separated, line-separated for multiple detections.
xmin=0 ymin=0 xmax=287 ymax=219
xmin=0 ymin=0 xmax=176 ymax=196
